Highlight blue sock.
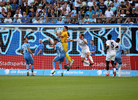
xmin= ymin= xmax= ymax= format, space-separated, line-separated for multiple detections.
xmin=65 ymin=58 xmax=69 ymax=66
xmin=116 ymin=64 xmax=122 ymax=70
xmin=26 ymin=64 xmax=29 ymax=70
xmin=31 ymin=65 xmax=34 ymax=72
xmin=52 ymin=61 xmax=55 ymax=69
xmin=59 ymin=63 xmax=62 ymax=70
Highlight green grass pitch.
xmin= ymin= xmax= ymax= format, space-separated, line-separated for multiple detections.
xmin=0 ymin=75 xmax=138 ymax=100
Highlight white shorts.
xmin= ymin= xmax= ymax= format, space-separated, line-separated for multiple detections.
xmin=106 ymin=54 xmax=116 ymax=61
xmin=81 ymin=47 xmax=90 ymax=58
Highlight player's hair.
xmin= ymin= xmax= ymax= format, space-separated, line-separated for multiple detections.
xmin=107 ymin=34 xmax=112 ymax=39
xmin=81 ymin=33 xmax=85 ymax=37
xmin=116 ymin=38 xmax=120 ymax=42
xmin=24 ymin=37 xmax=27 ymax=41
xmin=54 ymin=38 xmax=58 ymax=41
xmin=64 ymin=26 xmax=68 ymax=30
xmin=91 ymin=40 xmax=94 ymax=42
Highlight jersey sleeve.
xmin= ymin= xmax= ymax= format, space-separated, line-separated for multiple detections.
xmin=94 ymin=46 xmax=96 ymax=51
xmin=106 ymin=41 xmax=109 ymax=46
xmin=54 ymin=44 xmax=57 ymax=51
xmin=27 ymin=43 xmax=30 ymax=48
xmin=73 ymin=39 xmax=79 ymax=42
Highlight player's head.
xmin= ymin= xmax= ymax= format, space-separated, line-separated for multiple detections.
xmin=79 ymin=33 xmax=85 ymax=39
xmin=107 ymin=34 xmax=112 ymax=40
xmin=54 ymin=38 xmax=58 ymax=45
xmin=116 ymin=38 xmax=120 ymax=43
xmin=39 ymin=39 xmax=42 ymax=44
xmin=24 ymin=37 xmax=28 ymax=43
xmin=90 ymin=40 xmax=94 ymax=45
xmin=63 ymin=26 xmax=68 ymax=31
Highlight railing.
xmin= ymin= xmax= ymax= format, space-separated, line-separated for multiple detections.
xmin=0 ymin=17 xmax=138 ymax=24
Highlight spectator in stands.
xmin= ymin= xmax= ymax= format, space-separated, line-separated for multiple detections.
xmin=0 ymin=2 xmax=7 ymax=13
xmin=13 ymin=14 xmax=22 ymax=23
xmin=5 ymin=1 xmax=13 ymax=13
xmin=40 ymin=15 xmax=46 ymax=23
xmin=65 ymin=17 xmax=71 ymax=24
xmin=115 ymin=6 xmax=121 ymax=16
xmin=45 ymin=18 xmax=50 ymax=24
xmin=37 ymin=4 xmax=43 ymax=13
xmin=32 ymin=12 xmax=39 ymax=22
xmin=135 ymin=6 xmax=138 ymax=14
xmin=1 ymin=8 xmax=7 ymax=17
xmin=71 ymin=6 xmax=76 ymax=17
xmin=87 ymin=0 xmax=94 ymax=7
xmin=113 ymin=0 xmax=119 ymax=8
xmin=46 ymin=8 xmax=52 ymax=17
xmin=89 ymin=40 xmax=96 ymax=56
xmin=104 ymin=0 xmax=112 ymax=7
xmin=95 ymin=6 xmax=102 ymax=16
xmin=99 ymin=0 xmax=107 ymax=14
xmin=127 ymin=18 xmax=133 ymax=23
xmin=23 ymin=2 xmax=30 ymax=15
xmin=120 ymin=1 xmax=127 ymax=13
xmin=105 ymin=6 xmax=114 ymax=17
xmin=117 ymin=19 xmax=121 ymax=24
xmin=57 ymin=17 xmax=64 ymax=24
xmin=131 ymin=8 xmax=138 ymax=17
xmin=75 ymin=0 xmax=82 ymax=18
xmin=110 ymin=3 xmax=116 ymax=14
xmin=29 ymin=11 xmax=36 ymax=23
xmin=120 ymin=9 xmax=126 ymax=17
xmin=50 ymin=9 xmax=55 ymax=17
xmin=88 ymin=14 xmax=96 ymax=23
xmin=0 ymin=13 xmax=4 ymax=23
xmin=33 ymin=17 xmax=40 ymax=23
xmin=13 ymin=9 xmax=22 ymax=18
xmin=29 ymin=1 xmax=37 ymax=12
xmin=11 ymin=0 xmax=18 ymax=14
xmin=125 ymin=11 xmax=131 ymax=17
xmin=4 ymin=14 xmax=12 ymax=23
xmin=21 ymin=11 xmax=30 ymax=23
xmin=85 ymin=6 xmax=95 ymax=17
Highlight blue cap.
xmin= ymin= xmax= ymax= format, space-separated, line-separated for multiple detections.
xmin=30 ymin=1 xmax=34 ymax=3
xmin=132 ymin=8 xmax=135 ymax=10
xmin=39 ymin=4 xmax=42 ymax=6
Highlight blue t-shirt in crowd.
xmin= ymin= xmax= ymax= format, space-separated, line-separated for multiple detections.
xmin=85 ymin=10 xmax=95 ymax=17
xmin=89 ymin=45 xmax=96 ymax=55
xmin=34 ymin=43 xmax=44 ymax=55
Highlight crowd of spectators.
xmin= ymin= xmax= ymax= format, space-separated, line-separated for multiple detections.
xmin=0 ymin=0 xmax=138 ymax=24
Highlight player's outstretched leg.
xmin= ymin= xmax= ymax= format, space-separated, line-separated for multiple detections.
xmin=58 ymin=62 xmax=63 ymax=77
xmin=26 ymin=64 xmax=29 ymax=76
xmin=116 ymin=63 xmax=122 ymax=70
xmin=31 ymin=63 xmax=35 ymax=76
xmin=111 ymin=61 xmax=116 ymax=76
xmin=106 ymin=61 xmax=110 ymax=76
xmin=65 ymin=58 xmax=69 ymax=71
xmin=87 ymin=52 xmax=94 ymax=68
xmin=51 ymin=60 xmax=56 ymax=75
xmin=65 ymin=54 xmax=74 ymax=67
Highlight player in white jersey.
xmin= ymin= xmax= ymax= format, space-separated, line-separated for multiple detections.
xmin=68 ymin=33 xmax=94 ymax=68
xmin=104 ymin=34 xmax=118 ymax=76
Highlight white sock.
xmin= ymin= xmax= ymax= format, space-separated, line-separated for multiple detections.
xmin=61 ymin=70 xmax=63 ymax=73
xmin=107 ymin=70 xmax=109 ymax=74
xmin=113 ymin=68 xmax=116 ymax=71
xmin=89 ymin=56 xmax=94 ymax=62
xmin=83 ymin=60 xmax=90 ymax=65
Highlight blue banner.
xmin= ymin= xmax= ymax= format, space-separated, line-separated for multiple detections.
xmin=0 ymin=69 xmax=137 ymax=76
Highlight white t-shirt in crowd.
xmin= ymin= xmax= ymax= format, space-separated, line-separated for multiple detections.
xmin=105 ymin=10 xmax=113 ymax=17
xmin=4 ymin=18 xmax=13 ymax=23
xmin=0 ymin=7 xmax=7 ymax=12
xmin=13 ymin=14 xmax=22 ymax=18
xmin=75 ymin=0 xmax=81 ymax=7
xmin=87 ymin=2 xmax=93 ymax=7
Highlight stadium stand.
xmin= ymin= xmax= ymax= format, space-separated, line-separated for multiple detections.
xmin=0 ymin=0 xmax=138 ymax=24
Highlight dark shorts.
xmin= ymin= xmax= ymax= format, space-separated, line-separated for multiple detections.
xmin=76 ymin=7 xmax=80 ymax=14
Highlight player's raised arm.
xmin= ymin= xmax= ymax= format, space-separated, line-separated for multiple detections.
xmin=48 ymin=38 xmax=54 ymax=45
